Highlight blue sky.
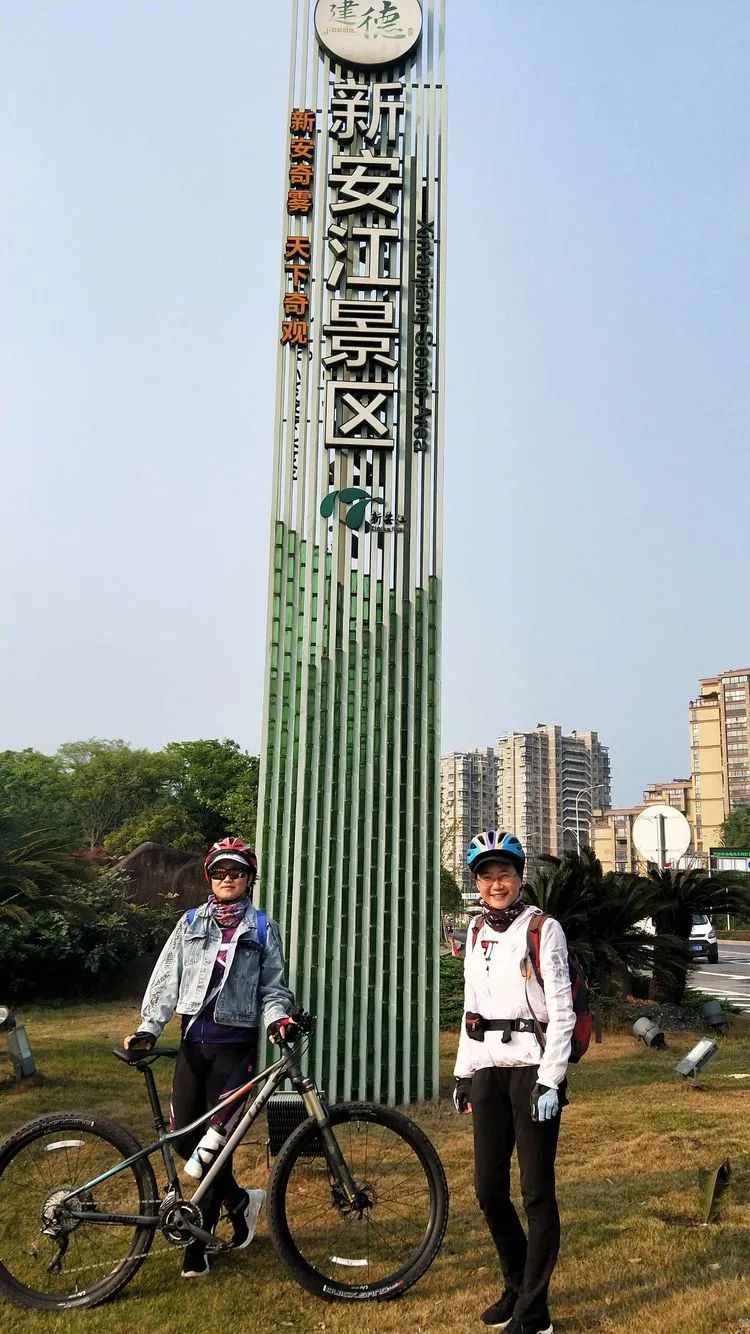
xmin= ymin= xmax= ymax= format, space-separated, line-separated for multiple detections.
xmin=2 ymin=0 xmax=748 ymax=806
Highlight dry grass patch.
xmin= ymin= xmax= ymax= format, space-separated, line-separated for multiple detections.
xmin=1 ymin=1007 xmax=750 ymax=1331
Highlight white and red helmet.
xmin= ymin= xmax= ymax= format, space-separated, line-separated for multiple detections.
xmin=203 ymin=837 xmax=258 ymax=884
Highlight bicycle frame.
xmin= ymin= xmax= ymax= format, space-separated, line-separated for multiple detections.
xmin=61 ymin=1041 xmax=358 ymax=1238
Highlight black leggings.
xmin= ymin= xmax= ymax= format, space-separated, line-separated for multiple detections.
xmin=169 ymin=1038 xmax=258 ymax=1233
xmin=471 ymin=1065 xmax=566 ymax=1328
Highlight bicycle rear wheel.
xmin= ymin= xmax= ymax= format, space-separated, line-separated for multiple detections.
xmin=268 ymin=1102 xmax=448 ymax=1301
xmin=0 ymin=1112 xmax=159 ymax=1311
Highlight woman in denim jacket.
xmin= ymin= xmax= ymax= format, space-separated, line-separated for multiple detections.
xmin=123 ymin=837 xmax=295 ymax=1279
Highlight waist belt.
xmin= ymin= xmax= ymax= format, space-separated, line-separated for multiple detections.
xmin=465 ymin=1011 xmax=548 ymax=1043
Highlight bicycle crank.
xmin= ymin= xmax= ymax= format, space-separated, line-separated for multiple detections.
xmin=158 ymin=1193 xmax=229 ymax=1251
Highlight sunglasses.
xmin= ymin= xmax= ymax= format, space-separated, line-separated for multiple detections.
xmin=210 ymin=868 xmax=248 ymax=882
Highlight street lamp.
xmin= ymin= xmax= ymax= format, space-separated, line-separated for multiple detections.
xmin=0 ymin=1007 xmax=36 ymax=1080
xmin=573 ymin=782 xmax=608 ymax=854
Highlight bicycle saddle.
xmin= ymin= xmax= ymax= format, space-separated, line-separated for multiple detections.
xmin=111 ymin=1046 xmax=179 ymax=1065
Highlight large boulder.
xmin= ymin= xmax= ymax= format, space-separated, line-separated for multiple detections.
xmin=117 ymin=841 xmax=205 ymax=910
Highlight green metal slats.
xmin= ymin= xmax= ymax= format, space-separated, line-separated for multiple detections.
xmin=256 ymin=0 xmax=446 ymax=1105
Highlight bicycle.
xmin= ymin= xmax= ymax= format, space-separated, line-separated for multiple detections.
xmin=0 ymin=1011 xmax=448 ymax=1312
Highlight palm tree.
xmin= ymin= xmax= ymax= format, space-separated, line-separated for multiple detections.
xmin=647 ymin=865 xmax=750 ymax=1004
xmin=525 ymin=846 xmax=665 ymax=995
xmin=0 ymin=825 xmax=92 ymax=923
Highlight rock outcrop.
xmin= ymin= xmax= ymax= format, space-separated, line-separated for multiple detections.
xmin=117 ymin=841 xmax=204 ymax=910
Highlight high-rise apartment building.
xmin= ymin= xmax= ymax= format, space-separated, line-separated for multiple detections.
xmin=592 ymin=807 xmax=643 ymax=874
xmin=441 ymin=749 xmax=497 ymax=901
xmin=496 ymin=725 xmax=611 ymax=860
xmin=643 ymin=778 xmax=695 ymax=816
xmin=689 ymin=669 xmax=750 ymax=853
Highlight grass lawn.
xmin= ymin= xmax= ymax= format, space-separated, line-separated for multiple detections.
xmin=1 ymin=1003 xmax=750 ymax=1333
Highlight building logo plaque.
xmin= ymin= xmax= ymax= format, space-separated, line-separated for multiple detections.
xmin=314 ymin=0 xmax=423 ymax=69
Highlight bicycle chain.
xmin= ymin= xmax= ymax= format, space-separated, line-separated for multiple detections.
xmin=30 ymin=1200 xmax=238 ymax=1279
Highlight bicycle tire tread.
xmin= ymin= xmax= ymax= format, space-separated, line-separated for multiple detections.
xmin=267 ymin=1101 xmax=448 ymax=1302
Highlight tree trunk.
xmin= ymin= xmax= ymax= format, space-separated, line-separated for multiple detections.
xmin=649 ymin=960 xmax=688 ymax=1005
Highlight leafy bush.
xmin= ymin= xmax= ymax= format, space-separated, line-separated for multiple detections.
xmin=0 ymin=870 xmax=179 ymax=1003
xmin=440 ymin=954 xmax=464 ymax=1029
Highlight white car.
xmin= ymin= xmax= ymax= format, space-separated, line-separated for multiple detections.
xmin=689 ymin=913 xmax=719 ymax=964
xmin=638 ymin=914 xmax=719 ymax=964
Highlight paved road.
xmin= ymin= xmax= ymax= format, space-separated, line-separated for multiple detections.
xmin=691 ymin=939 xmax=750 ymax=1016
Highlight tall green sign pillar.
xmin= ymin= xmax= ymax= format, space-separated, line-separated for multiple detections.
xmin=257 ymin=0 xmax=446 ymax=1105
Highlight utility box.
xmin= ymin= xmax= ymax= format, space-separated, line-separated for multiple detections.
xmin=266 ymin=1092 xmax=324 ymax=1158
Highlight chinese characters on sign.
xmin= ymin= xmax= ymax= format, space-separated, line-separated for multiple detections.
xmin=314 ymin=0 xmax=423 ymax=68
xmin=328 ymin=0 xmax=406 ymax=39
xmin=280 ymin=110 xmax=317 ymax=350
xmin=323 ymin=82 xmax=405 ymax=451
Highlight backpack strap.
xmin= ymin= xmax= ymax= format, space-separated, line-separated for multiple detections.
xmin=256 ymin=910 xmax=268 ymax=951
xmin=526 ymin=911 xmax=548 ymax=990
xmin=185 ymin=905 xmax=267 ymax=948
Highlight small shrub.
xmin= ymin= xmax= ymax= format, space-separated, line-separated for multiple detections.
xmin=0 ymin=870 xmax=179 ymax=1003
xmin=440 ymin=954 xmax=464 ymax=1029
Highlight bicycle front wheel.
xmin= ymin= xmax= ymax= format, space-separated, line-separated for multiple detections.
xmin=0 ymin=1112 xmax=159 ymax=1311
xmin=268 ymin=1102 xmax=448 ymax=1301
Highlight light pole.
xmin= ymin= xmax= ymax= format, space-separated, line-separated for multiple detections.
xmin=574 ymin=782 xmax=608 ymax=854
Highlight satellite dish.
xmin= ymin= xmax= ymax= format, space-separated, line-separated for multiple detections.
xmin=633 ymin=804 xmax=691 ymax=865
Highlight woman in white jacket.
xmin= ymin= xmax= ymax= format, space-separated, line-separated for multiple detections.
xmin=453 ymin=831 xmax=575 ymax=1334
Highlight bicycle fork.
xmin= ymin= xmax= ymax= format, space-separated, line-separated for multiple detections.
xmin=294 ymin=1074 xmax=360 ymax=1206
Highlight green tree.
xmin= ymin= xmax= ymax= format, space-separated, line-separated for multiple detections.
xmin=525 ymin=846 xmax=662 ymax=995
xmin=0 ymin=749 xmax=80 ymax=849
xmin=165 ymin=740 xmax=259 ymax=845
xmin=57 ymin=739 xmax=172 ymax=847
xmin=648 ymin=866 xmax=750 ymax=1004
xmin=721 ymin=806 xmax=750 ymax=848
xmin=0 ymin=821 xmax=92 ymax=923
xmin=440 ymin=864 xmax=464 ymax=916
xmin=104 ymin=802 xmax=205 ymax=856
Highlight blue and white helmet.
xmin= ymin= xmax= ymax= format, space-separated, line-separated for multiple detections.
xmin=466 ymin=830 xmax=525 ymax=877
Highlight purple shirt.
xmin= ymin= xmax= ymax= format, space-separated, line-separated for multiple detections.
xmin=182 ymin=923 xmax=257 ymax=1045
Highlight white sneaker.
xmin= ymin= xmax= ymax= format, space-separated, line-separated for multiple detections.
xmin=184 ymin=1126 xmax=226 ymax=1180
xmin=229 ymin=1188 xmax=266 ymax=1250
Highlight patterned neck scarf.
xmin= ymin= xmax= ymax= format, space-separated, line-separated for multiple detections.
xmin=208 ymin=894 xmax=249 ymax=930
xmin=481 ymin=894 xmax=527 ymax=933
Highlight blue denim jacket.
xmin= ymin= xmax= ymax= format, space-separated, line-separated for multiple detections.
xmin=139 ymin=902 xmax=294 ymax=1039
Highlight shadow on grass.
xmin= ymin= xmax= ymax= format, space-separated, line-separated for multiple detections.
xmin=560 ymin=1244 xmax=750 ymax=1331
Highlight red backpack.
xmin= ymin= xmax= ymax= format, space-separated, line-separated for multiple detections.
xmin=524 ymin=912 xmax=596 ymax=1063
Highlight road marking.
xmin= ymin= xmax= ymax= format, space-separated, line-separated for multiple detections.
xmin=693 ymin=976 xmax=747 ymax=987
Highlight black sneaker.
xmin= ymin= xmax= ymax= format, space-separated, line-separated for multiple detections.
xmin=481 ymin=1288 xmax=518 ymax=1328
xmin=227 ymin=1188 xmax=266 ymax=1250
xmin=502 ymin=1318 xmax=553 ymax=1334
xmin=181 ymin=1240 xmax=210 ymax=1278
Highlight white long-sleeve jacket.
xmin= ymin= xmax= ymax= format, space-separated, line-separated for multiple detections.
xmin=453 ymin=905 xmax=575 ymax=1090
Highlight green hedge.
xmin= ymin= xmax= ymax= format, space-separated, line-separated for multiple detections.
xmin=440 ymin=954 xmax=464 ymax=1029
